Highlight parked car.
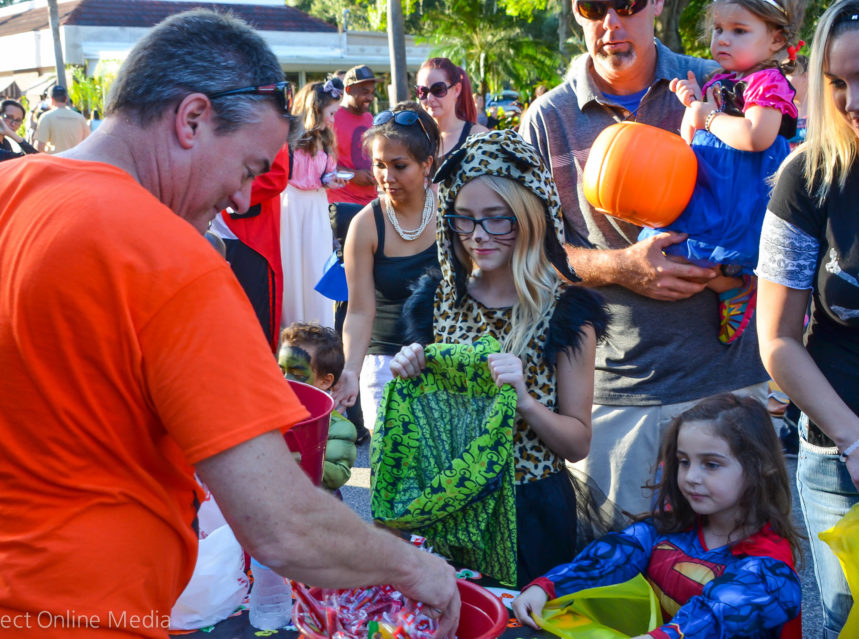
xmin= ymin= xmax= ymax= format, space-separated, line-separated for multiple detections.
xmin=486 ymin=90 xmax=521 ymax=116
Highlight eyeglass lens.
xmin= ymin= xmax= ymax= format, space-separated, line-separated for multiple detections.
xmin=415 ymin=82 xmax=450 ymax=101
xmin=575 ymin=0 xmax=647 ymax=20
xmin=447 ymin=216 xmax=516 ymax=235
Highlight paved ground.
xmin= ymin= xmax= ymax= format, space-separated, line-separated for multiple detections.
xmin=341 ymin=420 xmax=825 ymax=638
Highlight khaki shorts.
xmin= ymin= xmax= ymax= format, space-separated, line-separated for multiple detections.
xmin=569 ymin=382 xmax=768 ymax=518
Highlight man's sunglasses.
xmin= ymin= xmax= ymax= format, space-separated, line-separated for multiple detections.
xmin=415 ymin=81 xmax=454 ymax=101
xmin=575 ymin=0 xmax=648 ymax=20
xmin=208 ymin=81 xmax=294 ymax=113
xmin=373 ymin=110 xmax=432 ymax=144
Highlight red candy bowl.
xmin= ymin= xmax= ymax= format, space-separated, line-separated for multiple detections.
xmin=293 ymin=580 xmax=508 ymax=639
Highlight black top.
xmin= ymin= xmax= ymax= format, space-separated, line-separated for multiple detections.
xmin=368 ymin=199 xmax=438 ymax=355
xmin=0 ymin=136 xmax=38 ymax=158
xmin=438 ymin=121 xmax=474 ymax=164
xmin=768 ymin=156 xmax=859 ymax=446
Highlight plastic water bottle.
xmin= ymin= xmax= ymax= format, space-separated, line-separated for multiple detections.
xmin=249 ymin=557 xmax=293 ymax=630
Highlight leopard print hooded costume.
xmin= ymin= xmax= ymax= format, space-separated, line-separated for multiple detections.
xmin=402 ymin=129 xmax=615 ymax=584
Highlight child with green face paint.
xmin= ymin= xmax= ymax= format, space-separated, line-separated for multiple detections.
xmin=279 ymin=323 xmax=358 ymax=493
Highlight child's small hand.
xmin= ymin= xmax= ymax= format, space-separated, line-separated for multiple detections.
xmin=511 ymin=586 xmax=547 ymax=630
xmin=390 ymin=343 xmax=426 ymax=379
xmin=670 ymin=71 xmax=702 ymax=108
xmin=324 ymin=177 xmax=346 ymax=190
xmin=487 ymin=353 xmax=529 ymax=405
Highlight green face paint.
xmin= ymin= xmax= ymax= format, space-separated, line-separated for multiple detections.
xmin=278 ymin=344 xmax=316 ymax=385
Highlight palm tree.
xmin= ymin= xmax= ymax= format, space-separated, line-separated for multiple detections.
xmin=423 ymin=0 xmax=561 ymax=96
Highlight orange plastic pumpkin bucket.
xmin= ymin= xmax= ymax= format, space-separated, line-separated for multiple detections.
xmin=293 ymin=580 xmax=508 ymax=639
xmin=284 ymin=380 xmax=334 ymax=487
xmin=582 ymin=121 xmax=697 ymax=228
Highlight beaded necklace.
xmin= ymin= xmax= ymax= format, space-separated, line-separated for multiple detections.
xmin=383 ymin=187 xmax=434 ymax=241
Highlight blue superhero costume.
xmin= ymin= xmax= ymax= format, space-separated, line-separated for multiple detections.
xmin=528 ymin=520 xmax=801 ymax=639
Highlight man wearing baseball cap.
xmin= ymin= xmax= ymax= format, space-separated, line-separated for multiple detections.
xmin=34 ymin=85 xmax=89 ymax=153
xmin=328 ymin=65 xmax=380 ymax=206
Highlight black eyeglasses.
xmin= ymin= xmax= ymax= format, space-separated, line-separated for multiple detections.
xmin=373 ymin=110 xmax=432 ymax=144
xmin=575 ymin=0 xmax=648 ymax=20
xmin=415 ymin=81 xmax=455 ymax=101
xmin=208 ymin=81 xmax=294 ymax=113
xmin=2 ymin=112 xmax=23 ymax=127
xmin=445 ymin=215 xmax=517 ymax=236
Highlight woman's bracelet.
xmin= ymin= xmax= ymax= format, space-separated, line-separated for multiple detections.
xmin=839 ymin=437 xmax=859 ymax=462
xmin=704 ymin=109 xmax=719 ymax=133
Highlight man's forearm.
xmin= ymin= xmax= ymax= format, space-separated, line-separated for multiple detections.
xmin=196 ymin=431 xmax=422 ymax=588
xmin=564 ymin=244 xmax=626 ymax=288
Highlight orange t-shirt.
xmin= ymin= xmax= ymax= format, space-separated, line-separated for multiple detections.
xmin=0 ymin=156 xmax=309 ymax=637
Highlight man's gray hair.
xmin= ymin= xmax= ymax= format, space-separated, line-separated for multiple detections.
xmin=106 ymin=9 xmax=284 ymax=133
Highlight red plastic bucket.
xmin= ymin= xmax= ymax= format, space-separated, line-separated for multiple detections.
xmin=284 ymin=380 xmax=334 ymax=487
xmin=293 ymin=580 xmax=508 ymax=639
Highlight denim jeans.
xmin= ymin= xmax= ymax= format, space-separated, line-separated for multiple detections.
xmin=797 ymin=413 xmax=859 ymax=638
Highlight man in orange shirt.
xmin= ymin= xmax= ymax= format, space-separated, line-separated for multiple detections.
xmin=0 ymin=10 xmax=458 ymax=638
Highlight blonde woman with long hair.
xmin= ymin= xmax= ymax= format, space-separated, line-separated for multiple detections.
xmin=756 ymin=1 xmax=859 ymax=634
xmin=391 ymin=130 xmax=610 ymax=586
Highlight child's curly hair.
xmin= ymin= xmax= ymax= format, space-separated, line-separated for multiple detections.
xmin=280 ymin=322 xmax=344 ymax=385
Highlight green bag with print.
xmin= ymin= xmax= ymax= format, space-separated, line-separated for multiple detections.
xmin=370 ymin=336 xmax=518 ymax=585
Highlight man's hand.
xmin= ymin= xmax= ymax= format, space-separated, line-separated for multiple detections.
xmin=350 ymin=169 xmax=376 ymax=187
xmin=393 ymin=553 xmax=460 ymax=639
xmin=616 ymin=232 xmax=717 ymax=301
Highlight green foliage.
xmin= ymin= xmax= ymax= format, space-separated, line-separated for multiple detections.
xmin=496 ymin=0 xmax=550 ymax=20
xmin=67 ymin=64 xmax=117 ymax=117
xmin=678 ymin=0 xmax=710 ymax=58
xmin=420 ymin=0 xmax=562 ymax=97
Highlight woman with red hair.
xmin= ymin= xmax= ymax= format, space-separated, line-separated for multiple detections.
xmin=416 ymin=58 xmax=489 ymax=163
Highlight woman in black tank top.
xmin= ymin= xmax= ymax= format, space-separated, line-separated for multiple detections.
xmin=415 ymin=58 xmax=489 ymax=163
xmin=332 ymin=103 xmax=441 ymax=434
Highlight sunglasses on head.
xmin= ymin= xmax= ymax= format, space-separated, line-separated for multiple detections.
xmin=373 ymin=109 xmax=432 ymax=144
xmin=415 ymin=81 xmax=455 ymax=101
xmin=208 ymin=81 xmax=295 ymax=114
xmin=575 ymin=0 xmax=648 ymax=20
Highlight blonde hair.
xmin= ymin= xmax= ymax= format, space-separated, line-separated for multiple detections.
xmin=797 ymin=0 xmax=859 ymax=203
xmin=455 ymin=175 xmax=560 ymax=358
xmin=292 ymin=81 xmax=338 ymax=156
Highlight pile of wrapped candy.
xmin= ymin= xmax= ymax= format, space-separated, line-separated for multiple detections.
xmin=294 ymin=584 xmax=439 ymax=639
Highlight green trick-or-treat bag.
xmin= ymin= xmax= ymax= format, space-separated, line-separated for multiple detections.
xmin=535 ymin=574 xmax=663 ymax=639
xmin=370 ymin=336 xmax=518 ymax=585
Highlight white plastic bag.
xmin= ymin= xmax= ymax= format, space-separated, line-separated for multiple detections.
xmin=169 ymin=524 xmax=249 ymax=630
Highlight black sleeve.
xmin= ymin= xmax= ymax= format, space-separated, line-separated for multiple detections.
xmin=18 ymin=139 xmax=38 ymax=155
xmin=768 ymin=153 xmax=826 ymax=240
xmin=400 ymin=270 xmax=442 ymax=346
xmin=544 ymin=286 xmax=610 ymax=371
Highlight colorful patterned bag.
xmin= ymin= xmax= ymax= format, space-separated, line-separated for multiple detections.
xmin=370 ymin=336 xmax=518 ymax=585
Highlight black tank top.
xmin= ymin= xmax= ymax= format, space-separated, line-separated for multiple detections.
xmin=368 ymin=199 xmax=438 ymax=355
xmin=438 ymin=121 xmax=474 ymax=164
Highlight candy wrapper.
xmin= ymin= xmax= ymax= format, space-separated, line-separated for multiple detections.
xmin=293 ymin=583 xmax=439 ymax=639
